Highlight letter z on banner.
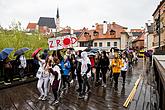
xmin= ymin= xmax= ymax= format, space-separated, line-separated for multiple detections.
xmin=48 ymin=38 xmax=63 ymax=50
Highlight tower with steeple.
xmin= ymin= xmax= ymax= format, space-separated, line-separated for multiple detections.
xmin=56 ymin=8 xmax=60 ymax=32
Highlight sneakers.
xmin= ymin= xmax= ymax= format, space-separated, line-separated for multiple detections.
xmin=78 ymin=95 xmax=85 ymax=99
xmin=102 ymin=83 xmax=106 ymax=87
xmin=4 ymin=82 xmax=11 ymax=85
xmin=38 ymin=95 xmax=43 ymax=100
xmin=42 ymin=96 xmax=47 ymax=101
xmin=52 ymin=100 xmax=59 ymax=105
xmin=55 ymin=100 xmax=59 ymax=104
xmin=70 ymin=80 xmax=74 ymax=84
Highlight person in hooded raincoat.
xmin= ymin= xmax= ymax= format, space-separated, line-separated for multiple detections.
xmin=79 ymin=51 xmax=91 ymax=98
xmin=111 ymin=52 xmax=123 ymax=88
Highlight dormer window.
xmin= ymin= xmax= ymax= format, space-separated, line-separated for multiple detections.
xmin=84 ymin=32 xmax=89 ymax=35
xmin=110 ymin=30 xmax=116 ymax=35
xmin=93 ymin=31 xmax=99 ymax=36
xmin=84 ymin=32 xmax=89 ymax=37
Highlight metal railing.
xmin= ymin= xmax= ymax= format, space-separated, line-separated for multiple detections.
xmin=0 ymin=59 xmax=36 ymax=82
xmin=153 ymin=57 xmax=165 ymax=110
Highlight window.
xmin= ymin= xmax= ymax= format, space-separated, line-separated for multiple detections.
xmin=94 ymin=42 xmax=97 ymax=47
xmin=93 ymin=31 xmax=99 ymax=36
xmin=114 ymin=42 xmax=117 ymax=47
xmin=110 ymin=30 xmax=116 ymax=35
xmin=99 ymin=42 xmax=102 ymax=47
xmin=107 ymin=42 xmax=110 ymax=47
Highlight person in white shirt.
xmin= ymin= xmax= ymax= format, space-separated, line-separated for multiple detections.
xmin=121 ymin=57 xmax=128 ymax=85
xmin=16 ymin=54 xmax=27 ymax=81
xmin=37 ymin=57 xmax=50 ymax=101
xmin=79 ymin=51 xmax=91 ymax=98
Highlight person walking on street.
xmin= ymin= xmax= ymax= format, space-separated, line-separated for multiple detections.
xmin=121 ymin=57 xmax=128 ymax=86
xmin=70 ymin=54 xmax=77 ymax=83
xmin=95 ymin=52 xmax=101 ymax=86
xmin=37 ymin=57 xmax=51 ymax=101
xmin=111 ymin=52 xmax=123 ymax=88
xmin=100 ymin=51 xmax=109 ymax=87
xmin=61 ymin=55 xmax=71 ymax=90
xmin=49 ymin=57 xmax=62 ymax=105
xmin=79 ymin=51 xmax=91 ymax=98
xmin=75 ymin=50 xmax=83 ymax=95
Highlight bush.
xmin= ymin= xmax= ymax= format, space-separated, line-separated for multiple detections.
xmin=0 ymin=29 xmax=48 ymax=59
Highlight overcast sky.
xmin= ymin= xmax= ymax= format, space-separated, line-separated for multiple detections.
xmin=0 ymin=0 xmax=161 ymax=30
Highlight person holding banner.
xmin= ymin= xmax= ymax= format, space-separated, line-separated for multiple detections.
xmin=49 ymin=57 xmax=62 ymax=105
xmin=37 ymin=57 xmax=52 ymax=101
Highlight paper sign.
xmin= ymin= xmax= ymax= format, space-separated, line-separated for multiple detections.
xmin=48 ymin=34 xmax=78 ymax=50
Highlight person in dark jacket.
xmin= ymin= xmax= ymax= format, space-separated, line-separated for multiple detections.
xmin=41 ymin=49 xmax=48 ymax=60
xmin=3 ymin=57 xmax=13 ymax=85
xmin=100 ymin=51 xmax=109 ymax=87
xmin=95 ymin=52 xmax=101 ymax=86
xmin=75 ymin=50 xmax=83 ymax=94
xmin=70 ymin=54 xmax=77 ymax=83
xmin=49 ymin=57 xmax=62 ymax=105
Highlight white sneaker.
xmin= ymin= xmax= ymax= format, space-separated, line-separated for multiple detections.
xmin=70 ymin=80 xmax=74 ymax=84
xmin=42 ymin=96 xmax=47 ymax=101
xmin=38 ymin=95 xmax=43 ymax=100
xmin=55 ymin=100 xmax=59 ymax=104
xmin=4 ymin=82 xmax=11 ymax=85
xmin=104 ymin=84 xmax=107 ymax=88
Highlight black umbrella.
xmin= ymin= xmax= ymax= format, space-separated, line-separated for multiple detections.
xmin=14 ymin=47 xmax=30 ymax=56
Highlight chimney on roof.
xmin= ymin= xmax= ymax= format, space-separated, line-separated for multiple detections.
xmin=147 ymin=20 xmax=151 ymax=26
xmin=103 ymin=21 xmax=107 ymax=34
xmin=95 ymin=23 xmax=99 ymax=30
xmin=112 ymin=22 xmax=116 ymax=25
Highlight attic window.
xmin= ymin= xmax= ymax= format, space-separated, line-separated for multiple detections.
xmin=84 ymin=32 xmax=89 ymax=35
xmin=93 ymin=31 xmax=99 ymax=36
xmin=110 ymin=30 xmax=116 ymax=35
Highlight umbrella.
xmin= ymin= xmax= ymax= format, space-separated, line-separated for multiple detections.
xmin=0 ymin=48 xmax=14 ymax=60
xmin=31 ymin=48 xmax=42 ymax=57
xmin=14 ymin=47 xmax=30 ymax=56
xmin=87 ymin=52 xmax=95 ymax=56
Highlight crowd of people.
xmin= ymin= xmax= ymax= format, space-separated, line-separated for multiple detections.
xmin=32 ymin=48 xmax=140 ymax=105
xmin=1 ymin=47 xmax=141 ymax=105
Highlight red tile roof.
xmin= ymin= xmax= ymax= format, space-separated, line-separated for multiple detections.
xmin=133 ymin=33 xmax=145 ymax=42
xmin=26 ymin=23 xmax=37 ymax=30
xmin=78 ymin=22 xmax=127 ymax=42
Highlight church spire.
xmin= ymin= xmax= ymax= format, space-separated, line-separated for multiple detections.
xmin=56 ymin=8 xmax=59 ymax=19
xmin=56 ymin=7 xmax=60 ymax=32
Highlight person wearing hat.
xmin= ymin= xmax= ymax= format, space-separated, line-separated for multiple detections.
xmin=111 ymin=51 xmax=123 ymax=88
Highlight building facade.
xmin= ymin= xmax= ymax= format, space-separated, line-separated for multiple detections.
xmin=152 ymin=0 xmax=165 ymax=51
xmin=144 ymin=23 xmax=154 ymax=50
xmin=78 ymin=22 xmax=129 ymax=50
